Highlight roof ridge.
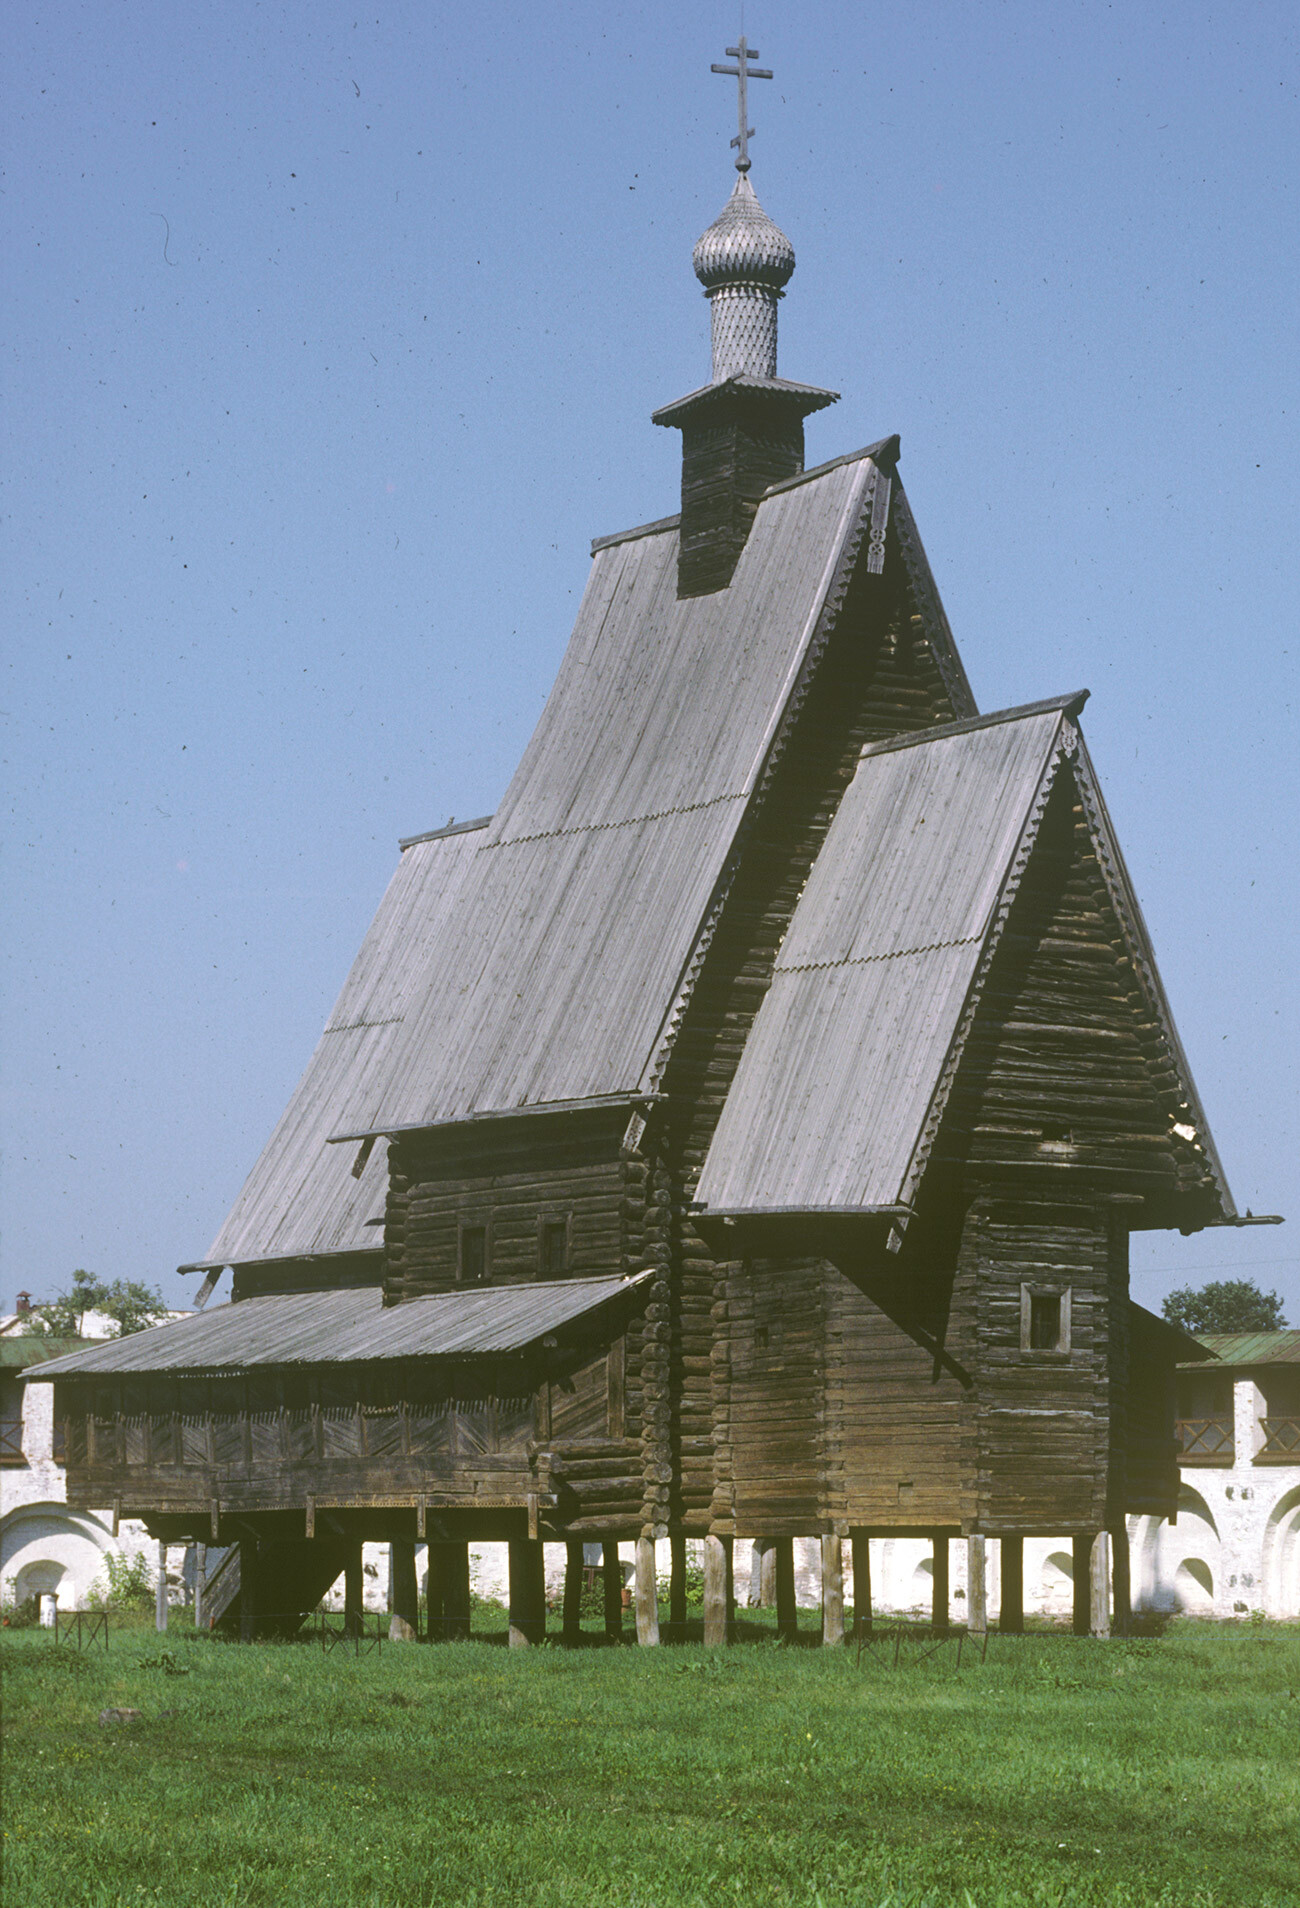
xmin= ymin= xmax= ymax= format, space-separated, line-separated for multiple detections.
xmin=859 ymin=691 xmax=1089 ymax=762
xmin=398 ymin=815 xmax=493 ymax=851
xmin=487 ymin=789 xmax=745 ymax=851
xmin=762 ymin=434 xmax=901 ymax=498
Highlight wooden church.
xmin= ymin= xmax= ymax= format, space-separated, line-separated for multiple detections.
xmin=33 ymin=46 xmax=1239 ymax=1644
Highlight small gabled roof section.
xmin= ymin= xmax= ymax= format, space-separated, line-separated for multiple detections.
xmin=24 ymin=1274 xmax=652 ymax=1380
xmin=193 ymin=819 xmax=488 ymax=1273
xmin=696 ymin=694 xmax=1234 ymax=1221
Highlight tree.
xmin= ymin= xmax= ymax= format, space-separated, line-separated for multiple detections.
xmin=23 ymin=1267 xmax=170 ymax=1339
xmin=1161 ymin=1278 xmax=1287 ymax=1336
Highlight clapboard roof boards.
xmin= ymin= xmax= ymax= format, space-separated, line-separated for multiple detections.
xmin=694 ymin=696 xmax=1234 ymax=1220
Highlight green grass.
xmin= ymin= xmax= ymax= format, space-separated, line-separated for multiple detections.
xmin=3 ymin=1612 xmax=1298 ymax=1908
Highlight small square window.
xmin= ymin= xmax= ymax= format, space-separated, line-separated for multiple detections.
xmin=540 ymin=1220 xmax=568 ymax=1279
xmin=459 ymin=1225 xmax=489 ymax=1285
xmin=1020 ymin=1284 xmax=1071 ymax=1353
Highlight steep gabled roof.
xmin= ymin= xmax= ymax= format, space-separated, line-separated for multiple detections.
xmin=334 ymin=444 xmax=947 ymax=1139
xmin=695 ymin=696 xmax=1233 ymax=1220
xmin=192 ymin=819 xmax=487 ymax=1272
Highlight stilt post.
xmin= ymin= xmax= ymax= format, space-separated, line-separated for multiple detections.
xmin=1089 ymin=1530 xmax=1111 ymax=1638
xmin=1110 ymin=1522 xmax=1131 ymax=1636
xmin=634 ymin=1535 xmax=660 ymax=1646
xmin=1000 ymin=1536 xmax=1024 ymax=1634
xmin=821 ymin=1534 xmax=844 ymax=1646
xmin=774 ymin=1537 xmax=797 ymax=1640
xmin=931 ymin=1534 xmax=949 ymax=1636
xmin=442 ymin=1541 xmax=472 ymax=1641
xmin=390 ymin=1538 xmax=419 ymax=1642
xmin=966 ymin=1534 xmax=987 ymax=1635
xmin=850 ymin=1530 xmax=872 ymax=1638
xmin=239 ymin=1539 xmax=257 ymax=1644
xmin=155 ymin=1542 xmax=169 ymax=1633
xmin=668 ymin=1534 xmax=687 ymax=1639
xmin=193 ymin=1541 xmax=207 ymax=1632
xmin=344 ymin=1543 xmax=363 ymax=1638
xmin=703 ymin=1533 xmax=728 ymax=1648
xmin=602 ymin=1540 xmax=622 ymax=1641
xmin=1072 ymin=1534 xmax=1091 ymax=1636
xmin=508 ymin=1538 xmax=546 ymax=1647
xmin=563 ymin=1540 xmax=584 ymax=1645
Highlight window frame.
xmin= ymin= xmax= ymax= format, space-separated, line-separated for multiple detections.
xmin=1019 ymin=1283 xmax=1072 ymax=1354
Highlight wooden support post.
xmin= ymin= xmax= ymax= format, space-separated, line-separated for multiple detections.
xmin=193 ymin=1541 xmax=207 ymax=1632
xmin=239 ymin=1540 xmax=257 ymax=1644
xmin=1072 ymin=1535 xmax=1091 ymax=1636
xmin=602 ymin=1540 xmax=622 ymax=1642
xmin=344 ymin=1543 xmax=363 ymax=1639
xmin=1110 ymin=1522 xmax=1131 ymax=1637
xmin=723 ymin=1535 xmax=734 ymax=1640
xmin=759 ymin=1538 xmax=777 ymax=1607
xmin=966 ymin=1535 xmax=987 ymax=1635
xmin=390 ymin=1538 xmax=419 ymax=1643
xmin=850 ymin=1531 xmax=872 ymax=1638
xmin=821 ymin=1535 xmax=844 ymax=1647
xmin=1090 ymin=1530 xmax=1111 ymax=1638
xmin=774 ymin=1537 xmax=797 ymax=1640
xmin=669 ymin=1534 xmax=687 ymax=1639
xmin=155 ymin=1541 xmax=168 ymax=1633
xmin=508 ymin=1538 xmax=546 ymax=1648
xmin=931 ymin=1534 xmax=949 ymax=1636
xmin=442 ymin=1542 xmax=472 ymax=1642
xmin=634 ymin=1536 xmax=660 ymax=1647
xmin=425 ymin=1541 xmax=446 ymax=1642
xmin=703 ymin=1534 xmax=728 ymax=1648
xmin=563 ymin=1540 xmax=584 ymax=1646
xmin=999 ymin=1537 xmax=1024 ymax=1634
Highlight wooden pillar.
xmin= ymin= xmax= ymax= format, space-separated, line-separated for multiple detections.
xmin=441 ymin=1542 xmax=472 ymax=1641
xmin=1072 ymin=1534 xmax=1091 ymax=1636
xmin=723 ymin=1535 xmax=734 ymax=1640
xmin=239 ymin=1540 xmax=257 ymax=1644
xmin=703 ymin=1533 xmax=729 ymax=1648
xmin=850 ymin=1531 xmax=872 ymax=1638
xmin=966 ymin=1535 xmax=987 ymax=1635
xmin=155 ymin=1542 xmax=169 ymax=1633
xmin=1110 ymin=1522 xmax=1131 ymax=1637
xmin=425 ymin=1542 xmax=446 ymax=1642
xmin=508 ymin=1538 xmax=546 ymax=1647
xmin=193 ymin=1541 xmax=207 ymax=1631
xmin=821 ymin=1535 xmax=844 ymax=1647
xmin=602 ymin=1540 xmax=622 ymax=1641
xmin=563 ymin=1540 xmax=584 ymax=1646
xmin=1090 ymin=1530 xmax=1111 ymax=1638
xmin=774 ymin=1537 xmax=797 ymax=1640
xmin=759 ymin=1539 xmax=777 ymax=1607
xmin=999 ymin=1537 xmax=1024 ymax=1634
xmin=668 ymin=1534 xmax=687 ymax=1639
xmin=931 ymin=1534 xmax=949 ymax=1636
xmin=390 ymin=1538 xmax=419 ymax=1643
xmin=634 ymin=1535 xmax=660 ymax=1647
xmin=343 ymin=1543 xmax=363 ymax=1638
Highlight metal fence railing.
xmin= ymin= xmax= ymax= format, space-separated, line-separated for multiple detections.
xmin=54 ymin=1610 xmax=110 ymax=1651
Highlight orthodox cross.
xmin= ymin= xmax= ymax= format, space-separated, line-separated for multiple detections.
xmin=710 ymin=37 xmax=773 ymax=174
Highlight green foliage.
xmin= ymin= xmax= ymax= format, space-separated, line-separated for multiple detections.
xmin=86 ymin=1550 xmax=155 ymax=1613
xmin=22 ymin=1267 xmax=170 ymax=1339
xmin=3 ymin=1619 xmax=1298 ymax=1907
xmin=1162 ymin=1278 xmax=1287 ymax=1335
xmin=0 ymin=1591 xmax=41 ymax=1629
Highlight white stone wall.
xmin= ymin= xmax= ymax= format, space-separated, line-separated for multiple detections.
xmin=0 ymin=1376 xmax=151 ymax=1612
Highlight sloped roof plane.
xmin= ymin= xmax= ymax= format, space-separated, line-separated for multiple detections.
xmin=195 ymin=820 xmax=486 ymax=1271
xmin=335 ymin=450 xmax=893 ymax=1137
xmin=694 ymin=696 xmax=1234 ymax=1219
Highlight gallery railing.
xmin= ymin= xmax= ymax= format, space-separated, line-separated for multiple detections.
xmin=0 ymin=1419 xmax=24 ymax=1464
xmin=1175 ymin=1417 xmax=1234 ymax=1461
xmin=1258 ymin=1416 xmax=1300 ymax=1459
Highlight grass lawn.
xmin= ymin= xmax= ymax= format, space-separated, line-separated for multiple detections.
xmin=2 ymin=1609 xmax=1297 ymax=1908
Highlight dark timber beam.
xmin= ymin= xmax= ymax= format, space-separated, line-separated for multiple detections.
xmin=563 ymin=1540 xmax=584 ymax=1646
xmin=1072 ymin=1535 xmax=1092 ymax=1636
xmin=343 ymin=1543 xmax=363 ymax=1639
xmin=1110 ymin=1523 xmax=1131 ymax=1637
xmin=669 ymin=1535 xmax=687 ymax=1640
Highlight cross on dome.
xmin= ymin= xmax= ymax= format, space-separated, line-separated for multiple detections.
xmin=710 ymin=36 xmax=773 ymax=174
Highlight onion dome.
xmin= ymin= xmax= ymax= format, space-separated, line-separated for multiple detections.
xmin=693 ymin=175 xmax=795 ymax=292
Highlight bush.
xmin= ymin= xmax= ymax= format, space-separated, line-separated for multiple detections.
xmin=87 ymin=1551 xmax=155 ymax=1613
xmin=0 ymin=1592 xmax=41 ymax=1630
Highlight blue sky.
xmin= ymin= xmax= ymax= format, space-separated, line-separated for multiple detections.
xmin=4 ymin=1 xmax=1297 ymax=1320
